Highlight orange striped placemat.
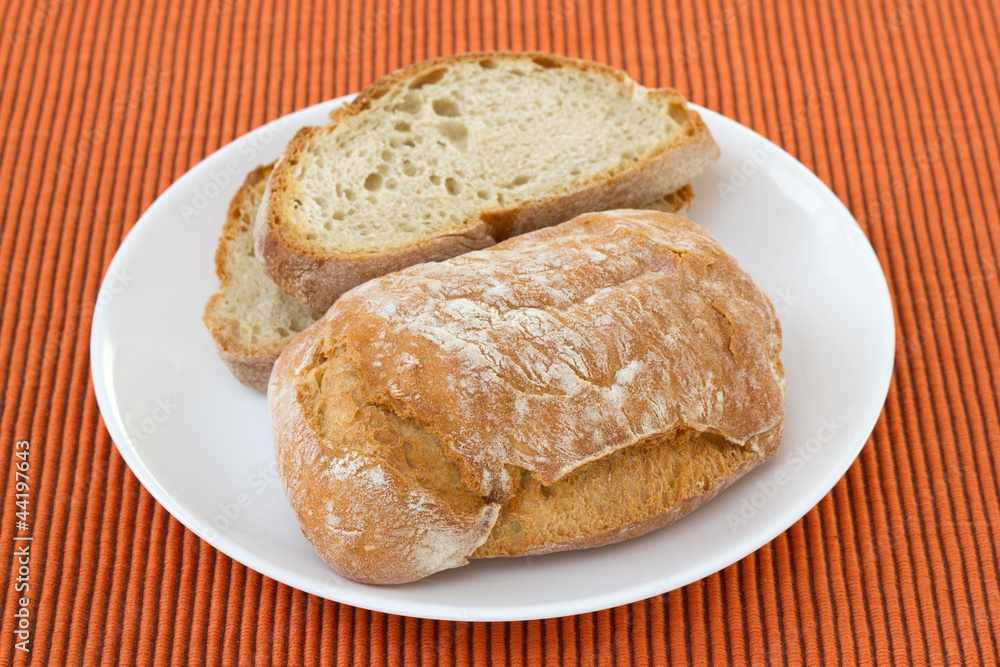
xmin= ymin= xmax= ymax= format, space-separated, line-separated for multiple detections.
xmin=1 ymin=0 xmax=998 ymax=664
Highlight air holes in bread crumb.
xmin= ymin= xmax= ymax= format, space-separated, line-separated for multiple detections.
xmin=409 ymin=67 xmax=446 ymax=89
xmin=437 ymin=120 xmax=468 ymax=149
xmin=429 ymin=174 xmax=441 ymax=185
xmin=505 ymin=174 xmax=531 ymax=188
xmin=478 ymin=58 xmax=497 ymax=69
xmin=364 ymin=173 xmax=383 ymax=191
xmin=532 ymin=55 xmax=562 ymax=68
xmin=433 ymin=98 xmax=460 ymax=117
xmin=401 ymin=160 xmax=417 ymax=177
xmin=445 ymin=177 xmax=461 ymax=195
xmin=394 ymin=121 xmax=411 ymax=132
xmin=668 ymin=102 xmax=688 ymax=125
xmin=399 ymin=92 xmax=421 ymax=114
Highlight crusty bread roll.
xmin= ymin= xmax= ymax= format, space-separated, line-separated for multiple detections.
xmin=269 ymin=210 xmax=784 ymax=584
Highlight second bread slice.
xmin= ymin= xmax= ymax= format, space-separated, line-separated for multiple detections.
xmin=205 ymin=165 xmax=694 ymax=390
xmin=255 ymin=51 xmax=720 ymax=310
xmin=203 ymin=164 xmax=323 ymax=390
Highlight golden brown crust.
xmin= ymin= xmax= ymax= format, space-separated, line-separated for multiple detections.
xmin=270 ymin=210 xmax=784 ymax=584
xmin=214 ymin=164 xmax=272 ymax=282
xmin=204 ymin=163 xmax=325 ymax=391
xmin=203 ymin=165 xmax=283 ymax=391
xmin=202 ymin=309 xmax=281 ymax=390
xmin=269 ymin=318 xmax=501 ymax=585
xmin=472 ymin=425 xmax=783 ymax=558
xmin=254 ymin=51 xmax=720 ymax=311
xmin=336 ymin=211 xmax=783 ymax=496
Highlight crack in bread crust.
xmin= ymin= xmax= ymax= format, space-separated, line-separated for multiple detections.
xmin=474 ymin=425 xmax=782 ymax=558
xmin=331 ymin=211 xmax=784 ymax=495
xmin=297 ymin=340 xmax=488 ymax=516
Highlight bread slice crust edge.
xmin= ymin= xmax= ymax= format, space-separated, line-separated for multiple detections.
xmin=254 ymin=51 xmax=720 ymax=311
xmin=205 ymin=163 xmax=693 ymax=391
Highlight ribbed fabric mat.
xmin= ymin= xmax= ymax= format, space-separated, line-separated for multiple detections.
xmin=2 ymin=0 xmax=998 ymax=664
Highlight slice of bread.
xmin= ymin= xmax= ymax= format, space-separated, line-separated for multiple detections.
xmin=204 ymin=165 xmax=694 ymax=390
xmin=255 ymin=51 xmax=720 ymax=310
xmin=203 ymin=164 xmax=324 ymax=390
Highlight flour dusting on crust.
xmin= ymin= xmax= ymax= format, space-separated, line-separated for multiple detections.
xmin=269 ymin=320 xmax=501 ymax=584
xmin=326 ymin=211 xmax=784 ymax=498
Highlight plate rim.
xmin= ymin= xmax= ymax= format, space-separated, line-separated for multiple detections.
xmin=90 ymin=99 xmax=896 ymax=621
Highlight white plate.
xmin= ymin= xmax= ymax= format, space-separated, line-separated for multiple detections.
xmin=90 ymin=96 xmax=894 ymax=622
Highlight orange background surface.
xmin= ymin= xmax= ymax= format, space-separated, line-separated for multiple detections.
xmin=2 ymin=0 xmax=999 ymax=664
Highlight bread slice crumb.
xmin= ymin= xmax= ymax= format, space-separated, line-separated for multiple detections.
xmin=205 ymin=166 xmax=693 ymax=390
